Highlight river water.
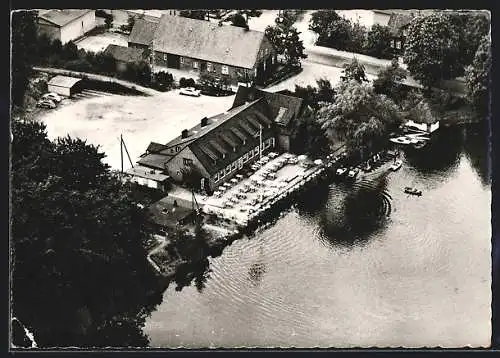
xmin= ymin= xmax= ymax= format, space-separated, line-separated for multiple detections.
xmin=144 ymin=124 xmax=492 ymax=348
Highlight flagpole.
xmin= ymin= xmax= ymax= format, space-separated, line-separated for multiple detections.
xmin=259 ymin=123 xmax=262 ymax=161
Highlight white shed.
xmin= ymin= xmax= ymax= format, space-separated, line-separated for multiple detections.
xmin=47 ymin=76 xmax=83 ymax=97
xmin=38 ymin=9 xmax=96 ymax=44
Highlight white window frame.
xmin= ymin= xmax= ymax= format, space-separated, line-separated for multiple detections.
xmin=248 ymin=150 xmax=253 ymax=158
xmin=207 ymin=62 xmax=213 ymax=72
xmin=193 ymin=61 xmax=199 ymax=69
xmin=221 ymin=65 xmax=229 ymax=75
xmin=264 ymin=48 xmax=268 ymax=56
xmin=163 ymin=53 xmax=168 ymax=61
xmin=180 ymin=56 xmax=185 ymax=64
xmin=254 ymin=68 xmax=258 ymax=77
xmin=272 ymin=56 xmax=275 ymax=64
xmin=226 ymin=165 xmax=231 ymax=174
xmin=231 ymin=162 xmax=237 ymax=171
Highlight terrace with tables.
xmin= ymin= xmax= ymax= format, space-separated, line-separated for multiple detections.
xmin=203 ymin=152 xmax=325 ymax=226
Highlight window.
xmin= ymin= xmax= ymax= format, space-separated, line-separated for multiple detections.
xmin=163 ymin=54 xmax=168 ymax=61
xmin=231 ymin=162 xmax=237 ymax=171
xmin=264 ymin=48 xmax=268 ymax=56
xmin=396 ymin=40 xmax=402 ymax=50
xmin=243 ymin=153 xmax=248 ymax=162
xmin=176 ymin=146 xmax=180 ymax=152
xmin=254 ymin=68 xmax=258 ymax=77
xmin=219 ymin=170 xmax=225 ymax=178
xmin=272 ymin=56 xmax=275 ymax=64
xmin=226 ymin=165 xmax=231 ymax=173
xmin=221 ymin=65 xmax=229 ymax=75
xmin=207 ymin=62 xmax=213 ymax=72
xmin=255 ymin=146 xmax=259 ymax=155
xmin=193 ymin=61 xmax=199 ymax=69
xmin=180 ymin=56 xmax=185 ymax=64
xmin=183 ymin=158 xmax=193 ymax=166
xmin=271 ymin=137 xmax=275 ymax=147
xmin=248 ymin=150 xmax=253 ymax=158
xmin=213 ymin=173 xmax=218 ymax=182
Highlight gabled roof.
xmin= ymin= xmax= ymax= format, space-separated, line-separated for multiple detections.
xmin=38 ymin=9 xmax=92 ymax=27
xmin=232 ymin=86 xmax=305 ymax=127
xmin=128 ymin=18 xmax=157 ymax=46
xmin=124 ymin=165 xmax=170 ymax=182
xmin=104 ymin=44 xmax=146 ymax=63
xmin=48 ymin=75 xmax=82 ymax=88
xmin=147 ymin=142 xmax=168 ymax=153
xmin=387 ymin=11 xmax=417 ymax=35
xmin=130 ymin=14 xmax=267 ymax=69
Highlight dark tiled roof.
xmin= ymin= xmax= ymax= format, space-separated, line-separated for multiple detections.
xmin=147 ymin=142 xmax=168 ymax=153
xmin=137 ymin=153 xmax=171 ymax=170
xmin=39 ymin=9 xmax=92 ymax=27
xmin=151 ymin=15 xmax=267 ymax=69
xmin=104 ymin=44 xmax=146 ymax=63
xmin=128 ymin=18 xmax=157 ymax=46
xmin=387 ymin=11 xmax=417 ymax=35
xmin=232 ymin=86 xmax=304 ymax=127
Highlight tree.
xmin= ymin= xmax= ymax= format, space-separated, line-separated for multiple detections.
xmin=315 ymin=78 xmax=336 ymax=104
xmin=290 ymin=109 xmax=330 ymax=157
xmin=450 ymin=12 xmax=490 ymax=67
xmin=364 ymin=24 xmax=393 ymax=59
xmin=317 ymin=80 xmax=403 ymax=158
xmin=465 ymin=36 xmax=491 ymax=114
xmin=123 ymin=60 xmax=151 ymax=86
xmin=265 ymin=24 xmax=307 ymax=67
xmin=347 ymin=22 xmax=367 ymax=53
xmin=61 ymin=41 xmax=79 ymax=61
xmin=282 ymin=27 xmax=307 ymax=67
xmin=230 ymin=13 xmax=248 ymax=28
xmin=309 ymin=10 xmax=342 ymax=46
xmin=403 ymin=13 xmax=462 ymax=90
xmin=11 ymin=120 xmax=163 ymax=347
xmin=341 ymin=58 xmax=368 ymax=83
xmin=401 ymin=90 xmax=437 ymax=127
xmin=104 ymin=15 xmax=113 ymax=29
xmin=373 ymin=58 xmax=407 ymax=103
xmin=11 ymin=10 xmax=38 ymax=107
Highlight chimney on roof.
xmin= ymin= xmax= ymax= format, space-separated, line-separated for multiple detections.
xmin=181 ymin=129 xmax=189 ymax=138
xmin=201 ymin=117 xmax=208 ymax=127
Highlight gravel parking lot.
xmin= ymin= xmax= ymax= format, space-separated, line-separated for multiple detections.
xmin=38 ymin=90 xmax=235 ymax=170
xmin=75 ymin=32 xmax=129 ymax=53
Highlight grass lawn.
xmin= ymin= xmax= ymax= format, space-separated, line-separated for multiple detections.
xmin=37 ymin=90 xmax=235 ymax=170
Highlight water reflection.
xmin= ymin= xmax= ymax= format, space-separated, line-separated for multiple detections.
xmin=404 ymin=127 xmax=463 ymax=178
xmin=318 ymin=174 xmax=391 ymax=248
xmin=462 ymin=123 xmax=491 ymax=186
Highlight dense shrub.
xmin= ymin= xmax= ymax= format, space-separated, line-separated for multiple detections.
xmin=153 ymin=71 xmax=174 ymax=91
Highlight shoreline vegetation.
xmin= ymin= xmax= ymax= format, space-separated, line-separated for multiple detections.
xmin=10 ymin=9 xmax=490 ymax=348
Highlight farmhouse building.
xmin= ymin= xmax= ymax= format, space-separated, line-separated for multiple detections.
xmin=104 ymin=44 xmax=147 ymax=72
xmin=137 ymin=86 xmax=311 ymax=192
xmin=37 ymin=9 xmax=96 ymax=44
xmin=128 ymin=15 xmax=277 ymax=86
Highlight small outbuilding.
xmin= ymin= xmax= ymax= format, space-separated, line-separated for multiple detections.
xmin=37 ymin=9 xmax=96 ymax=44
xmin=47 ymin=75 xmax=83 ymax=97
xmin=124 ymin=165 xmax=170 ymax=191
xmin=104 ymin=44 xmax=147 ymax=72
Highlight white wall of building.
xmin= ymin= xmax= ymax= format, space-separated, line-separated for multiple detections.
xmin=60 ymin=11 xmax=96 ymax=44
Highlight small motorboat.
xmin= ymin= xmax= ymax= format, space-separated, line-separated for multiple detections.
xmin=347 ymin=168 xmax=359 ymax=179
xmin=413 ymin=141 xmax=427 ymax=149
xmin=336 ymin=167 xmax=348 ymax=176
xmin=404 ymin=187 xmax=422 ymax=196
xmin=390 ymin=160 xmax=403 ymax=171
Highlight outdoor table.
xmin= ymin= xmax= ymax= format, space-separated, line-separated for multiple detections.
xmin=218 ymin=186 xmax=226 ymax=191
xmin=224 ymin=182 xmax=232 ymax=187
xmin=236 ymin=174 xmax=244 ymax=179
xmin=230 ymin=178 xmax=239 ymax=184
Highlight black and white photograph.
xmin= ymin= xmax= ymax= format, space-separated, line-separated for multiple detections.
xmin=10 ymin=8 xmax=493 ymax=349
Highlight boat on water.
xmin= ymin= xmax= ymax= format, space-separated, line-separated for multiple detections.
xmin=413 ymin=141 xmax=427 ymax=149
xmin=347 ymin=168 xmax=359 ymax=179
xmin=390 ymin=160 xmax=403 ymax=171
xmin=336 ymin=167 xmax=348 ymax=176
xmin=404 ymin=187 xmax=422 ymax=196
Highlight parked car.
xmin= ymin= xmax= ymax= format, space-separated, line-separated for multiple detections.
xmin=41 ymin=92 xmax=62 ymax=103
xmin=36 ymin=99 xmax=57 ymax=109
xmin=179 ymin=87 xmax=201 ymax=97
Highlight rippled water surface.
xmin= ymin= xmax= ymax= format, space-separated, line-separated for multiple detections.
xmin=144 ymin=125 xmax=491 ymax=348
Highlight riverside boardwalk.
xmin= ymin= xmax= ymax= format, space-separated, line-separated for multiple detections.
xmin=203 ymin=152 xmax=328 ymax=226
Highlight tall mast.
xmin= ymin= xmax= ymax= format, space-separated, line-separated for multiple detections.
xmin=259 ymin=123 xmax=262 ymax=161
xmin=120 ymin=134 xmax=124 ymax=174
